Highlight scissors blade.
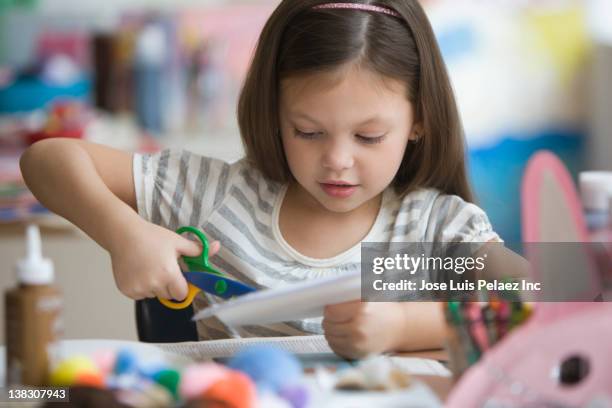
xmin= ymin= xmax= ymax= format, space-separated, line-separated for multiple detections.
xmin=183 ymin=271 xmax=256 ymax=299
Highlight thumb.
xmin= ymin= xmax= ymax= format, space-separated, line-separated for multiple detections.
xmin=324 ymin=300 xmax=360 ymax=323
xmin=167 ymin=270 xmax=189 ymax=301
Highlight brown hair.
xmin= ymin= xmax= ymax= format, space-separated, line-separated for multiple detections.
xmin=238 ymin=0 xmax=474 ymax=202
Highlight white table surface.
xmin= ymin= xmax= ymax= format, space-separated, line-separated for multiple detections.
xmin=0 ymin=339 xmax=444 ymax=407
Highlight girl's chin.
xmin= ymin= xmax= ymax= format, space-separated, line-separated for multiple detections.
xmin=316 ymin=195 xmax=363 ymax=213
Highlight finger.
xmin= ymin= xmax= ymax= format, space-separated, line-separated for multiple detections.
xmin=177 ymin=236 xmax=202 ymax=257
xmin=151 ymin=283 xmax=172 ymax=300
xmin=208 ymin=240 xmax=221 ymax=257
xmin=325 ymin=335 xmax=360 ymax=360
xmin=322 ymin=319 xmax=353 ymax=338
xmin=167 ymin=275 xmax=189 ymax=301
xmin=323 ymin=300 xmax=362 ymax=323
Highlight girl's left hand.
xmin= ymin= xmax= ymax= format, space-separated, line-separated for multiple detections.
xmin=322 ymin=301 xmax=405 ymax=359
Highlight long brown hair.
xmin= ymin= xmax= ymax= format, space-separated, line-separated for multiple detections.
xmin=238 ymin=0 xmax=474 ymax=202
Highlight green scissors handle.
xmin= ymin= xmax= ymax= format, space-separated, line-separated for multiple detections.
xmin=175 ymin=226 xmax=224 ymax=277
xmin=158 ymin=226 xmax=223 ymax=309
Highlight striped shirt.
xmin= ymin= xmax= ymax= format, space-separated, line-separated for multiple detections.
xmin=133 ymin=148 xmax=500 ymax=339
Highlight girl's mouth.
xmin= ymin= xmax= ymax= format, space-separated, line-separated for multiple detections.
xmin=320 ymin=183 xmax=358 ymax=198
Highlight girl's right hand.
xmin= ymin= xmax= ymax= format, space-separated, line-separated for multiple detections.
xmin=109 ymin=219 xmax=220 ymax=301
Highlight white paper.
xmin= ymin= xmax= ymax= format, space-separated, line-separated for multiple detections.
xmin=387 ymin=356 xmax=451 ymax=377
xmin=192 ymin=271 xmax=362 ymax=326
xmin=155 ymin=335 xmax=333 ymax=360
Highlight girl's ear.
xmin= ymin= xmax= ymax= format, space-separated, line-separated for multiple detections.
xmin=409 ymin=124 xmax=424 ymax=143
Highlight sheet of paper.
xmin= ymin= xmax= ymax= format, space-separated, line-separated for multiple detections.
xmin=155 ymin=335 xmax=333 ymax=360
xmin=155 ymin=336 xmax=451 ymax=376
xmin=192 ymin=271 xmax=361 ymax=326
xmin=388 ymin=356 xmax=451 ymax=377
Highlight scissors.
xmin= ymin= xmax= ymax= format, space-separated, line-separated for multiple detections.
xmin=158 ymin=226 xmax=255 ymax=310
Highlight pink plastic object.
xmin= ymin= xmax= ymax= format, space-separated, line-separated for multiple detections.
xmin=179 ymin=363 xmax=230 ymax=400
xmin=91 ymin=349 xmax=117 ymax=378
xmin=447 ymin=151 xmax=612 ymax=407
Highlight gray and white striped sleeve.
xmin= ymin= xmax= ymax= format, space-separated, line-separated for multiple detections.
xmin=133 ymin=148 xmax=234 ymax=230
xmin=425 ymin=194 xmax=501 ymax=246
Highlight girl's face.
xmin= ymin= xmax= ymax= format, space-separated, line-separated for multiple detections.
xmin=279 ymin=65 xmax=419 ymax=214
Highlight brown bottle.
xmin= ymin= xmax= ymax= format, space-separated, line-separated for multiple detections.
xmin=5 ymin=224 xmax=62 ymax=386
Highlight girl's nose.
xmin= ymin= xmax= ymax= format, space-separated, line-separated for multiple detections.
xmin=322 ymin=139 xmax=354 ymax=171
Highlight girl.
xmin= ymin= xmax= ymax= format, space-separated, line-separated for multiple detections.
xmin=21 ymin=0 xmax=523 ymax=359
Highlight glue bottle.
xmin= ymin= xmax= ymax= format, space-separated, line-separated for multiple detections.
xmin=579 ymin=171 xmax=612 ymax=233
xmin=4 ymin=224 xmax=63 ymax=386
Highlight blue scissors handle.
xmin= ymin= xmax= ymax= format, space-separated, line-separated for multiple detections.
xmin=183 ymin=271 xmax=256 ymax=299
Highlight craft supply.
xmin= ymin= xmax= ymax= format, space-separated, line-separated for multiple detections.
xmin=179 ymin=363 xmax=230 ymax=400
xmin=202 ymin=370 xmax=256 ymax=408
xmin=134 ymin=23 xmax=166 ymax=134
xmin=466 ymin=303 xmax=488 ymax=352
xmin=139 ymin=362 xmax=169 ymax=382
xmin=113 ymin=349 xmax=138 ymax=375
xmin=481 ymin=303 xmax=497 ymax=345
xmin=158 ymin=335 xmax=333 ymax=360
xmin=334 ymin=356 xmax=412 ymax=391
xmin=5 ymin=224 xmax=62 ymax=386
xmin=443 ymin=298 xmax=532 ymax=378
xmin=74 ymin=371 xmax=106 ymax=388
xmin=447 ymin=302 xmax=612 ymax=407
xmin=49 ymin=355 xmax=101 ymax=387
xmin=278 ymin=384 xmax=309 ymax=408
xmin=228 ymin=345 xmax=302 ymax=392
xmin=152 ymin=368 xmax=181 ymax=400
xmin=579 ymin=171 xmax=612 ymax=231
xmin=115 ymin=381 xmax=173 ymax=408
xmin=192 ymin=270 xmax=361 ymax=325
xmin=92 ymin=349 xmax=117 ymax=378
xmin=445 ymin=302 xmax=479 ymax=367
xmin=47 ymin=346 xmax=260 ymax=407
xmin=255 ymin=392 xmax=293 ymax=408
xmin=159 ymin=226 xmax=256 ymax=310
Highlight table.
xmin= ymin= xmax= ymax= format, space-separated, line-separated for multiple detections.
xmin=0 ymin=340 xmax=454 ymax=406
xmin=398 ymin=349 xmax=453 ymax=401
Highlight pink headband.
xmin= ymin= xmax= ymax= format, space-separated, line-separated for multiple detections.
xmin=313 ymin=2 xmax=401 ymax=18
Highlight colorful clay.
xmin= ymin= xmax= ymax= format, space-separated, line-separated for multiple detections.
xmin=202 ymin=371 xmax=256 ymax=408
xmin=113 ymin=349 xmax=138 ymax=375
xmin=179 ymin=363 xmax=230 ymax=400
xmin=255 ymin=391 xmax=293 ymax=408
xmin=228 ymin=345 xmax=302 ymax=392
xmin=153 ymin=368 xmax=181 ymax=400
xmin=49 ymin=355 xmax=101 ymax=387
xmin=116 ymin=382 xmax=173 ymax=408
xmin=74 ymin=371 xmax=106 ymax=388
xmin=92 ymin=349 xmax=117 ymax=377
xmin=279 ymin=384 xmax=309 ymax=408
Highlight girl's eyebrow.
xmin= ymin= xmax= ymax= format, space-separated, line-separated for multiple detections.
xmin=289 ymin=111 xmax=390 ymax=127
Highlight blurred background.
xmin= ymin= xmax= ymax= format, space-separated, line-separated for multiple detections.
xmin=0 ymin=0 xmax=611 ymax=341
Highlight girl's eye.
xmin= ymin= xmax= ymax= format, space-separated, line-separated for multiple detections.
xmin=294 ymin=129 xmax=321 ymax=139
xmin=356 ymin=134 xmax=386 ymax=144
